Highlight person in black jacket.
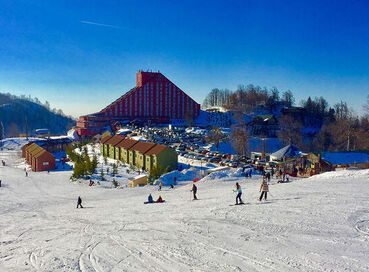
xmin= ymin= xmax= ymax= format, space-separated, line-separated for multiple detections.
xmin=191 ymin=184 xmax=198 ymax=200
xmin=77 ymin=196 xmax=83 ymax=208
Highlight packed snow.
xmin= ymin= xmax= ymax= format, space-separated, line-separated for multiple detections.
xmin=1 ymin=150 xmax=369 ymax=271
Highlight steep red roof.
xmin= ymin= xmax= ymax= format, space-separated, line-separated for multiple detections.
xmin=131 ymin=141 xmax=156 ymax=154
xmin=145 ymin=144 xmax=169 ymax=156
xmin=116 ymin=138 xmax=139 ymax=149
xmin=105 ymin=135 xmax=125 ymax=146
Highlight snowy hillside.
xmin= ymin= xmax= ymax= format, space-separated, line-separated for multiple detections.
xmin=1 ymin=151 xmax=369 ymax=271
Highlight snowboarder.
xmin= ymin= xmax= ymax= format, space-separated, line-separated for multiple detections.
xmin=77 ymin=196 xmax=83 ymax=208
xmin=148 ymin=193 xmax=154 ymax=203
xmin=191 ymin=183 xmax=198 ymax=200
xmin=259 ymin=179 xmax=269 ymax=201
xmin=158 ymin=181 xmax=162 ymax=191
xmin=156 ymin=195 xmax=164 ymax=203
xmin=234 ymin=182 xmax=243 ymax=205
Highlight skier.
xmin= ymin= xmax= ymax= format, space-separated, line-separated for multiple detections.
xmin=191 ymin=183 xmax=198 ymax=200
xmin=77 ymin=196 xmax=83 ymax=208
xmin=259 ymin=179 xmax=269 ymax=201
xmin=158 ymin=181 xmax=162 ymax=191
xmin=148 ymin=193 xmax=154 ymax=203
xmin=234 ymin=182 xmax=244 ymax=205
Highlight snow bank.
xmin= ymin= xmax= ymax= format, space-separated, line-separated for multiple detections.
xmin=308 ymin=168 xmax=369 ymax=180
xmin=157 ymin=168 xmax=201 ymax=186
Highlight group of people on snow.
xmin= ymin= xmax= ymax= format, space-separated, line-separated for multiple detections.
xmin=146 ymin=193 xmax=164 ymax=203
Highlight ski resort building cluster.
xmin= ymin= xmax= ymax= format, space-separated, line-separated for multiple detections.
xmin=75 ymin=71 xmax=201 ymax=137
xmin=100 ymin=134 xmax=178 ymax=174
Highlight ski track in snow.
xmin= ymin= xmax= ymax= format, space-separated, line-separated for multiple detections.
xmin=1 ymin=150 xmax=369 ymax=271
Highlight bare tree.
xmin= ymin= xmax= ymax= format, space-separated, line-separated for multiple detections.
xmin=206 ymin=127 xmax=225 ymax=151
xmin=232 ymin=126 xmax=250 ymax=156
xmin=278 ymin=115 xmax=303 ymax=147
xmin=184 ymin=108 xmax=194 ymax=128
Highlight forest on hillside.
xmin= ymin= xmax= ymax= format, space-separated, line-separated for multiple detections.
xmin=202 ymin=85 xmax=369 ymax=153
xmin=0 ymin=92 xmax=75 ymax=138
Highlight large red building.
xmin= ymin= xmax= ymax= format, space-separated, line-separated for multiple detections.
xmin=75 ymin=71 xmax=201 ymax=136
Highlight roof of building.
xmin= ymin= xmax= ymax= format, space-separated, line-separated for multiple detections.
xmin=29 ymin=144 xmax=45 ymax=156
xmin=145 ymin=144 xmax=169 ymax=156
xmin=131 ymin=141 xmax=156 ymax=154
xmin=116 ymin=138 xmax=139 ymax=149
xmin=101 ymin=135 xmax=113 ymax=144
xmin=105 ymin=135 xmax=124 ymax=146
xmin=26 ymin=143 xmax=41 ymax=153
xmin=322 ymin=152 xmax=369 ymax=165
xmin=33 ymin=148 xmax=54 ymax=159
xmin=270 ymin=144 xmax=302 ymax=160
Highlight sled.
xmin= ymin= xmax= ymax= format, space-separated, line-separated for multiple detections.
xmin=144 ymin=201 xmax=166 ymax=204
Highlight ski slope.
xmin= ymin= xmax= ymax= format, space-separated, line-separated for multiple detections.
xmin=1 ymin=150 xmax=369 ymax=271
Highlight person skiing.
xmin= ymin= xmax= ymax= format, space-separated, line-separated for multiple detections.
xmin=158 ymin=181 xmax=162 ymax=191
xmin=259 ymin=179 xmax=269 ymax=201
xmin=191 ymin=183 xmax=198 ymax=200
xmin=148 ymin=193 xmax=154 ymax=203
xmin=234 ymin=182 xmax=243 ymax=205
xmin=77 ymin=196 xmax=83 ymax=208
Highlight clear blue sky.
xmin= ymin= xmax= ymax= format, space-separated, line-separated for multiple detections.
xmin=1 ymin=0 xmax=368 ymax=118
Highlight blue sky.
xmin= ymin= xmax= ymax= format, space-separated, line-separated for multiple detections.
xmin=0 ymin=0 xmax=368 ymax=118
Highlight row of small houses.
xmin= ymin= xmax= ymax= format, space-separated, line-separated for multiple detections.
xmin=100 ymin=135 xmax=178 ymax=174
xmin=22 ymin=143 xmax=56 ymax=172
xmin=21 ymin=137 xmax=74 ymax=172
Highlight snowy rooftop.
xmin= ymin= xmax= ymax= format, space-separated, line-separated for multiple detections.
xmin=322 ymin=152 xmax=369 ymax=165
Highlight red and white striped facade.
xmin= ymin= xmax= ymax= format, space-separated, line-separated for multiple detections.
xmin=75 ymin=71 xmax=200 ymax=136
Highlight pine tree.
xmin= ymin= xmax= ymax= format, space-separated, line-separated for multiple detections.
xmin=100 ymin=169 xmax=106 ymax=181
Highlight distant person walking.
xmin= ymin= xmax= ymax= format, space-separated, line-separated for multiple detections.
xmin=259 ymin=179 xmax=269 ymax=201
xmin=234 ymin=182 xmax=243 ymax=205
xmin=77 ymin=196 xmax=83 ymax=208
xmin=191 ymin=184 xmax=198 ymax=200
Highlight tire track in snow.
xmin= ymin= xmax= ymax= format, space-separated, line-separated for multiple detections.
xmin=355 ymin=220 xmax=369 ymax=236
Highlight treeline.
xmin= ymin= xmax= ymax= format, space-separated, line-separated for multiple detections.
xmin=202 ymin=85 xmax=294 ymax=112
xmin=203 ymin=86 xmax=369 ymax=152
xmin=0 ymin=92 xmax=75 ymax=137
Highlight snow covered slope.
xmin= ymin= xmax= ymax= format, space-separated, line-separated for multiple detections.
xmin=1 ymin=150 xmax=369 ymax=271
